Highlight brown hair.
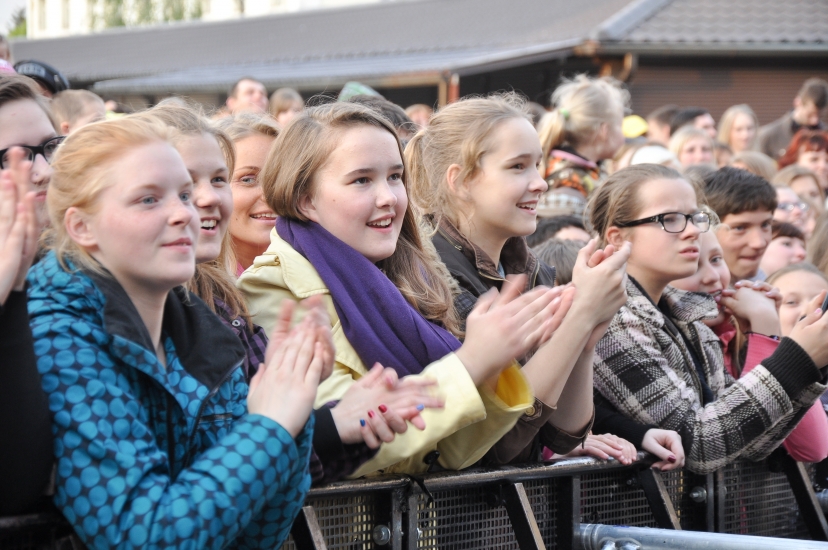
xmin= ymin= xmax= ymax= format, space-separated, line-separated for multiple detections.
xmin=771 ymin=219 xmax=805 ymax=242
xmin=406 ymin=93 xmax=532 ymax=231
xmin=0 ymin=74 xmax=57 ymax=129
xmin=588 ymin=164 xmax=697 ymax=247
xmin=47 ymin=117 xmax=172 ymax=273
xmin=808 ymin=214 xmax=828 ymax=277
xmin=268 ymin=87 xmax=302 ymax=119
xmin=132 ymin=101 xmax=253 ymax=325
xmin=773 ymin=164 xmax=824 ymax=202
xmin=214 ymin=111 xmax=280 ymax=143
xmin=51 ymin=89 xmax=104 ymax=126
xmin=797 ymin=78 xmax=828 ymax=110
xmin=538 ymin=75 xmax=629 ymax=174
xmin=730 ymin=150 xmax=777 ymax=182
xmin=766 ymin=261 xmax=828 ymax=287
xmin=261 ymin=101 xmax=460 ymax=334
xmin=531 ymin=238 xmax=584 ymax=285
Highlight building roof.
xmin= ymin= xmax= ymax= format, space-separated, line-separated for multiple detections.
xmin=597 ymin=0 xmax=828 ymax=53
xmin=9 ymin=0 xmax=828 ymax=95
xmin=11 ymin=0 xmax=629 ymax=86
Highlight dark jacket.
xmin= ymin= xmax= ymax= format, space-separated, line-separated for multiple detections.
xmin=594 ymin=277 xmax=827 ymax=474
xmin=28 ymin=251 xmax=314 ymax=548
xmin=758 ymin=111 xmax=827 ymax=160
xmin=432 ymin=219 xmax=594 ymax=465
xmin=0 ymin=288 xmax=53 ymax=515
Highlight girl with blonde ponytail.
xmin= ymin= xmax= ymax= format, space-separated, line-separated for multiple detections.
xmin=408 ymin=93 xmax=685 ymax=469
xmin=537 ymin=75 xmax=628 ymax=217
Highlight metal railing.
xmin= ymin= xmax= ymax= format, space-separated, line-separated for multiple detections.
xmin=3 ymin=452 xmax=828 ymax=549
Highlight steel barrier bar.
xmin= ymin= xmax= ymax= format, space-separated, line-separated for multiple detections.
xmin=556 ymin=474 xmax=581 ymax=550
xmin=289 ymin=506 xmax=327 ymax=550
xmin=782 ymin=454 xmax=828 ymax=541
xmin=577 ymin=523 xmax=828 ymax=550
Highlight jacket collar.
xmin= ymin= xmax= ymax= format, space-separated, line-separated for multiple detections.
xmin=626 ymin=276 xmax=718 ymax=328
xmin=436 ymin=217 xmax=536 ymax=284
xmin=261 ymin=227 xmax=330 ymax=297
xmin=86 ymin=268 xmax=245 ymax=390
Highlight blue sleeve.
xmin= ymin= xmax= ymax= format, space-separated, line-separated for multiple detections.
xmin=234 ymin=416 xmax=314 ymax=549
xmin=33 ymin=310 xmax=314 ymax=549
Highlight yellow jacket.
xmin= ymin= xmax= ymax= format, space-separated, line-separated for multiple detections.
xmin=237 ymin=230 xmax=535 ymax=477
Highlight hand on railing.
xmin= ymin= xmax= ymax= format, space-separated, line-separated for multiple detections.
xmin=550 ymin=433 xmax=637 ymax=465
xmin=331 ymin=363 xmax=445 ymax=448
xmin=641 ymin=429 xmax=685 ymax=471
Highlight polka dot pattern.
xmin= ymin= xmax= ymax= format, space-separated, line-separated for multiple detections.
xmin=28 ymin=252 xmax=314 ymax=549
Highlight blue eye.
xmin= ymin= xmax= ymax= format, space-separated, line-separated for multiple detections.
xmin=141 ymin=196 xmax=157 ymax=205
xmin=239 ymin=175 xmax=257 ymax=185
xmin=180 ymin=192 xmax=191 ymax=202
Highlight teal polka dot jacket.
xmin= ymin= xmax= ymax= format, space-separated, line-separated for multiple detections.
xmin=27 ymin=251 xmax=314 ymax=549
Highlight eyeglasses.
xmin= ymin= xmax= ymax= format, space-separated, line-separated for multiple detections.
xmin=0 ymin=136 xmax=66 ymax=170
xmin=776 ymin=201 xmax=809 ymax=213
xmin=616 ymin=211 xmax=710 ymax=233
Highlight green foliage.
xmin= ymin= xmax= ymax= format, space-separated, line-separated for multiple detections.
xmin=8 ymin=7 xmax=26 ymax=37
xmin=134 ymin=0 xmax=155 ymax=25
xmin=104 ymin=0 xmax=127 ymax=27
xmin=163 ymin=0 xmax=186 ymax=21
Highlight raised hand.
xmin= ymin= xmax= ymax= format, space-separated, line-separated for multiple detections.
xmin=570 ymin=239 xmax=631 ymax=327
xmin=455 ymin=274 xmax=559 ymax=386
xmin=264 ymin=296 xmax=335 ymax=382
xmin=248 ymin=319 xmax=324 ymax=437
xmin=719 ymin=281 xmax=781 ymax=336
xmin=789 ymin=291 xmax=828 ymax=368
xmin=332 ymin=363 xmax=445 ymax=448
xmin=641 ymin=429 xmax=685 ymax=471
xmin=0 ymin=149 xmax=39 ymax=305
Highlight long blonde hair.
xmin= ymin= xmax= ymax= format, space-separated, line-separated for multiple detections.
xmin=717 ymin=104 xmax=759 ymax=151
xmin=538 ymin=75 xmax=629 ymax=174
xmin=261 ymin=101 xmax=460 ymax=334
xmin=47 ymin=117 xmax=172 ymax=273
xmin=406 ymin=93 xmax=532 ymax=230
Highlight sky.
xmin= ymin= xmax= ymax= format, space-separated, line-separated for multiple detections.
xmin=1 ymin=0 xmax=26 ymax=35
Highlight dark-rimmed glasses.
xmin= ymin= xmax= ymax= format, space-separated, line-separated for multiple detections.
xmin=616 ymin=211 xmax=710 ymax=233
xmin=0 ymin=136 xmax=66 ymax=169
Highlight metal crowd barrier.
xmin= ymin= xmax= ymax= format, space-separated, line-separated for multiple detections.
xmin=3 ymin=452 xmax=828 ymax=549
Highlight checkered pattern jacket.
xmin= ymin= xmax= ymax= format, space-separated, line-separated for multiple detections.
xmin=593 ymin=278 xmax=826 ymax=474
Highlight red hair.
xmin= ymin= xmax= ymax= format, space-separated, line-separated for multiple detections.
xmin=778 ymin=129 xmax=828 ymax=168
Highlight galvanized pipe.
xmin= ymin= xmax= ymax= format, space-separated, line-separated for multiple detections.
xmin=578 ymin=524 xmax=828 ymax=550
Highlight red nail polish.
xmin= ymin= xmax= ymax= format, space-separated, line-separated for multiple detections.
xmin=667 ymin=455 xmax=676 ymax=463
xmin=368 ymin=410 xmax=374 ymax=419
xmin=378 ymin=404 xmax=388 ymax=413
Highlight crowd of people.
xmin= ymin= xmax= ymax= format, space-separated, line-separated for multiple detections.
xmin=2 ymin=48 xmax=828 ymax=547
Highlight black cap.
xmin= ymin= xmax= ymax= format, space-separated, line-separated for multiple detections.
xmin=13 ymin=60 xmax=70 ymax=95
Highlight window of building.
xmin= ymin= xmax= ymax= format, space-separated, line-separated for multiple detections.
xmin=62 ymin=0 xmax=70 ymax=28
xmin=39 ymin=0 xmax=47 ymax=30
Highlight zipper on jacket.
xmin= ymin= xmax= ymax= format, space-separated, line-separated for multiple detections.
xmin=183 ymin=360 xmax=243 ymax=467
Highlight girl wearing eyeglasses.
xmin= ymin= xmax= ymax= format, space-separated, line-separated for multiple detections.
xmin=590 ymin=163 xmax=828 ymax=474
xmin=0 ymin=75 xmax=62 ymax=230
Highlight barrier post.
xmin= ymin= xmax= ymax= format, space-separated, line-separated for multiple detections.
xmin=781 ymin=457 xmax=828 ymax=541
xmin=555 ymin=475 xmax=580 ymax=550
xmin=638 ymin=468 xmax=681 ymax=529
xmin=502 ymin=482 xmax=546 ymax=550
xmin=289 ymin=506 xmax=327 ymax=550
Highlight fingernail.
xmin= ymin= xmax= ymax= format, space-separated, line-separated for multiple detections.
xmin=360 ymin=419 xmax=366 ymax=427
xmin=668 ymin=455 xmax=676 ymax=463
xmin=416 ymin=404 xmax=425 ymax=411
xmin=368 ymin=410 xmax=374 ymax=419
xmin=378 ymin=404 xmax=388 ymax=413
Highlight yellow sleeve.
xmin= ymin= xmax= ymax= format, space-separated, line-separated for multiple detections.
xmin=434 ymin=363 xmax=534 ymax=470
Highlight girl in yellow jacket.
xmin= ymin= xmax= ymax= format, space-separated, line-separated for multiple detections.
xmin=238 ymin=101 xmax=562 ymax=477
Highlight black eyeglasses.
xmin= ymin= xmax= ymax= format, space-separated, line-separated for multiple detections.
xmin=0 ymin=136 xmax=66 ymax=170
xmin=616 ymin=211 xmax=710 ymax=234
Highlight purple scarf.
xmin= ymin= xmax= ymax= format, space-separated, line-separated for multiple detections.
xmin=277 ymin=217 xmax=461 ymax=377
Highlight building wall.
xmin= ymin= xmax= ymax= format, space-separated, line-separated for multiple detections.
xmin=27 ymin=0 xmax=390 ymax=39
xmin=628 ymin=58 xmax=828 ymax=126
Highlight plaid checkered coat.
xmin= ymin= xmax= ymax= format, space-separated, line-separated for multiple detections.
xmin=593 ymin=278 xmax=826 ymax=474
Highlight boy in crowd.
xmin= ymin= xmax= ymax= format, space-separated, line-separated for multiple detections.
xmin=704 ymin=167 xmax=776 ymax=282
xmin=671 ymin=107 xmax=717 ymax=140
xmin=51 ymin=90 xmax=106 ymax=135
xmin=759 ymin=78 xmax=828 ymax=160
xmin=646 ymin=104 xmax=679 ymax=146
xmin=226 ymin=77 xmax=268 ymax=114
